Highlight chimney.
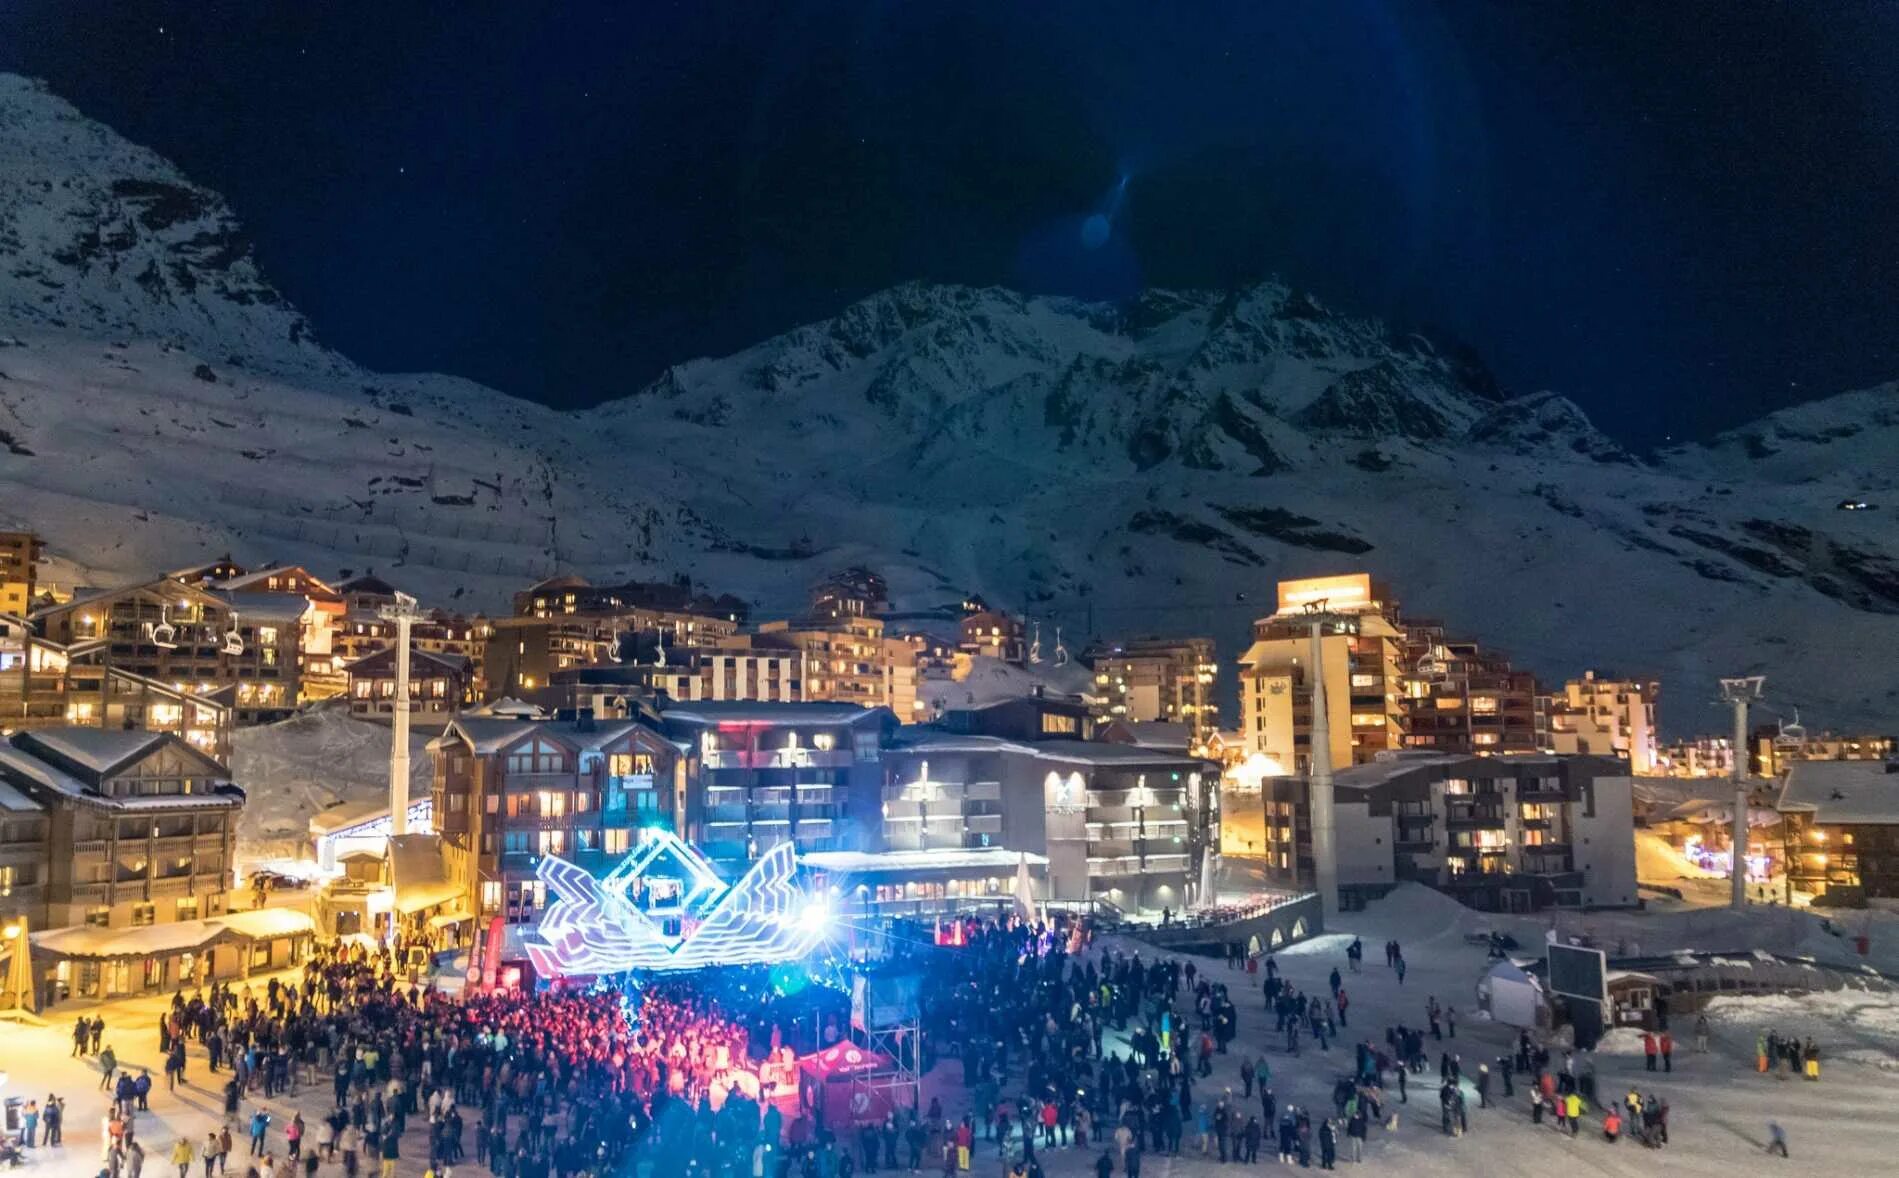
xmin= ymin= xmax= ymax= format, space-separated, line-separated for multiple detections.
xmin=576 ymin=706 xmax=596 ymax=733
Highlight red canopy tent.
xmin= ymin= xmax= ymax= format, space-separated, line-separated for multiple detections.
xmin=797 ymin=1042 xmax=897 ymax=1127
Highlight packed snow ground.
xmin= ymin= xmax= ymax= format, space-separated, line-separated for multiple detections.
xmin=6 ymin=882 xmax=1898 ymax=1177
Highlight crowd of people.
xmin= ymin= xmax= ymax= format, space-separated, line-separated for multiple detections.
xmin=7 ymin=900 xmax=1846 ymax=1177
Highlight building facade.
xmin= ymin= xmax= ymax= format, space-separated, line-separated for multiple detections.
xmin=658 ymin=702 xmax=897 ymax=868
xmin=888 ymin=696 xmax=1219 ymax=911
xmin=1087 ymin=637 xmax=1219 ymax=750
xmin=482 ymin=575 xmax=742 ymax=701
xmin=750 ymin=617 xmax=919 ymax=718
xmin=1547 ymin=671 xmax=1660 ymax=773
xmin=1777 ymin=759 xmax=1899 ymax=901
xmin=32 ymin=580 xmax=306 ymax=723
xmin=1 ymin=613 xmax=234 ymax=761
xmin=0 ymin=530 xmax=41 ymax=615
xmin=344 ymin=645 xmax=475 ymax=721
xmin=1323 ymin=752 xmax=1637 ymax=912
xmin=0 ymin=728 xmax=240 ymax=935
xmin=429 ymin=713 xmax=689 ymax=926
xmin=1238 ymin=576 xmax=1406 ymax=773
xmin=1398 ymin=626 xmax=1544 ymax=756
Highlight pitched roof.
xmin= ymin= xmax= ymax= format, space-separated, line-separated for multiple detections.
xmin=213 ymin=566 xmax=338 ymax=596
xmin=341 ymin=645 xmax=472 ymax=675
xmin=1029 ymin=739 xmax=1211 ymax=768
xmin=660 ymin=701 xmax=886 ymax=725
xmin=211 ymin=589 xmax=311 ymax=622
xmin=0 ymin=777 xmax=44 ymax=812
xmin=1777 ymin=759 xmax=1899 ymax=824
xmin=438 ymin=716 xmax=659 ymax=755
xmin=15 ymin=727 xmax=171 ymax=775
xmin=1104 ymin=721 xmax=1193 ymax=751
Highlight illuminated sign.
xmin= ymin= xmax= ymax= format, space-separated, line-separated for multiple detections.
xmin=1275 ymin=574 xmax=1375 ymax=614
xmin=524 ymin=830 xmax=830 ymax=976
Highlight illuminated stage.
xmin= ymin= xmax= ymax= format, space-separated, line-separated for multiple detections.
xmin=523 ymin=830 xmax=833 ymax=977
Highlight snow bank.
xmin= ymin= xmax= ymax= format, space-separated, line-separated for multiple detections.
xmin=230 ymin=705 xmax=430 ymax=864
xmin=919 ymin=656 xmax=1094 ymax=713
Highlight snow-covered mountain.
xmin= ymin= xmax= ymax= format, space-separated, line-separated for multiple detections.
xmin=3 ymin=73 xmax=1897 ymax=730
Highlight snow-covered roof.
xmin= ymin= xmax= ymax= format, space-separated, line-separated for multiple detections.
xmin=212 ymin=566 xmax=337 ymax=596
xmin=887 ymin=729 xmax=1037 ymax=755
xmin=1777 ymin=759 xmax=1899 ymax=824
xmin=802 ymin=848 xmax=1047 ymax=874
xmin=1107 ymin=721 xmax=1193 ymax=750
xmin=214 ymin=907 xmax=316 ymax=940
xmin=341 ymin=645 xmax=471 ymax=675
xmin=15 ymin=726 xmax=169 ymax=774
xmin=661 ymin=701 xmax=885 ymax=725
xmin=0 ymin=733 xmax=237 ymax=812
xmin=211 ymin=589 xmax=311 ymax=621
xmin=439 ymin=715 xmax=657 ymax=755
xmin=0 ymin=744 xmax=96 ymax=797
xmin=31 ymin=907 xmax=312 ymax=960
xmin=1030 ymin=739 xmax=1209 ymax=767
xmin=0 ymin=777 xmax=43 ymax=811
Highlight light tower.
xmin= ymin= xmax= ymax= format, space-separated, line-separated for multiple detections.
xmin=1302 ymin=599 xmax=1349 ymax=920
xmin=380 ymin=591 xmax=422 ymax=836
xmin=1718 ymin=675 xmax=1765 ymax=910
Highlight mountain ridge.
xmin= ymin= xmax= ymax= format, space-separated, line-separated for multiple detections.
xmin=3 ymin=72 xmax=1898 ymax=731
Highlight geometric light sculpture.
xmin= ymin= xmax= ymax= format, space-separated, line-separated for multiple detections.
xmin=525 ymin=831 xmax=830 ymax=975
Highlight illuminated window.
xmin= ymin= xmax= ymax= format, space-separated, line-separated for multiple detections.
xmin=537 ymin=830 xmax=566 ymax=855
xmin=1350 ymin=714 xmax=1386 ymax=727
xmin=1471 ymin=697 xmax=1499 ymax=714
xmin=604 ymin=829 xmax=630 ymax=855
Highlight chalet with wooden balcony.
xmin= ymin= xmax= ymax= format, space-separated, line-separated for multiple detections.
xmin=428 ymin=711 xmax=687 ymax=925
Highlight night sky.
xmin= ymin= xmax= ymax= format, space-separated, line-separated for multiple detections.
xmin=4 ymin=1 xmax=1896 ymax=447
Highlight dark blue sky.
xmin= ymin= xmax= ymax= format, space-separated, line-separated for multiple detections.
xmin=4 ymin=1 xmax=1896 ymax=445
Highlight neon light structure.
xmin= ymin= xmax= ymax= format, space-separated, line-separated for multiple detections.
xmin=525 ymin=830 xmax=830 ymax=976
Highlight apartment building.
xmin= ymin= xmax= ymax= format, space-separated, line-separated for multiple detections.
xmin=0 ymin=530 xmax=42 ymax=615
xmin=810 ymin=567 xmax=888 ymax=621
xmin=1777 ymin=758 xmax=1899 ymax=901
xmin=1398 ymin=624 xmax=1543 ymax=756
xmin=482 ymin=575 xmax=741 ymax=700
xmin=751 ymin=616 xmax=919 ymax=718
xmin=959 ymin=611 xmax=1027 ymax=665
xmin=1547 ymin=671 xmax=1660 ymax=773
xmin=429 ymin=712 xmax=688 ymax=926
xmin=885 ymin=695 xmax=1219 ymax=911
xmin=1086 ymin=637 xmax=1219 ymax=750
xmin=206 ymin=566 xmax=347 ymax=700
xmin=1754 ymin=727 xmax=1895 ymax=779
xmin=1238 ymin=575 xmax=1406 ymax=773
xmin=0 ymin=727 xmax=239 ymax=929
xmin=333 ymin=579 xmax=486 ymax=698
xmin=31 ymin=580 xmax=306 ymax=724
xmin=1655 ymin=736 xmax=1734 ymax=779
xmin=658 ymin=701 xmax=897 ymax=868
xmin=1323 ymin=752 xmax=1637 ymax=912
xmin=1 ymin=613 xmax=234 ymax=761
xmin=344 ymin=645 xmax=475 ymax=722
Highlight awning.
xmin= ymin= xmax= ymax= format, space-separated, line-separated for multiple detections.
xmin=427 ymin=910 xmax=471 ymax=930
xmin=30 ymin=907 xmax=314 ymax=962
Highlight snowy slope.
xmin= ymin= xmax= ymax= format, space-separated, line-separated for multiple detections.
xmin=229 ymin=706 xmax=431 ymax=861
xmin=3 ymin=73 xmax=1899 ymax=730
